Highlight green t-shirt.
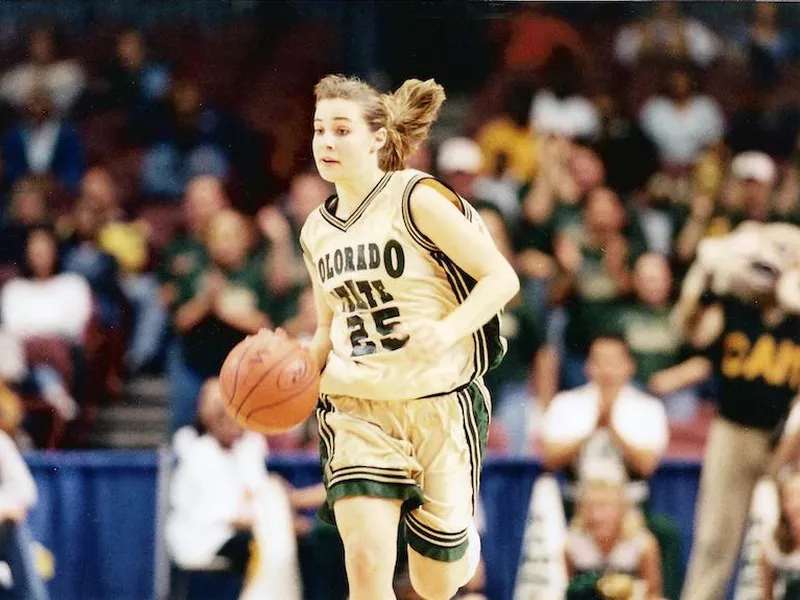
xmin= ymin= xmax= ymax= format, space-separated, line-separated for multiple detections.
xmin=179 ymin=253 xmax=276 ymax=376
xmin=613 ymin=303 xmax=685 ymax=385
xmin=484 ymin=298 xmax=543 ymax=396
xmin=157 ymin=237 xmax=207 ymax=287
xmin=564 ymin=244 xmax=642 ymax=357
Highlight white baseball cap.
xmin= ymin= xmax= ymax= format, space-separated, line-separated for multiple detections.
xmin=436 ymin=137 xmax=483 ymax=174
xmin=731 ymin=151 xmax=776 ymax=184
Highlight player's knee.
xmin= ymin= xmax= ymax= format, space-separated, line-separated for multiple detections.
xmin=408 ymin=557 xmax=462 ymax=600
xmin=341 ymin=531 xmax=392 ymax=585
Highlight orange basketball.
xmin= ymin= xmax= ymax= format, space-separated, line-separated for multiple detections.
xmin=219 ymin=331 xmax=320 ymax=434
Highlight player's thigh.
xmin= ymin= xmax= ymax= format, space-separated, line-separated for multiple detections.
xmin=404 ymin=381 xmax=490 ymax=562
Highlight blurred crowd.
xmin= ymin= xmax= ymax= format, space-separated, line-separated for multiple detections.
xmin=0 ymin=2 xmax=796 ymax=456
xmin=0 ymin=2 xmax=799 ymax=599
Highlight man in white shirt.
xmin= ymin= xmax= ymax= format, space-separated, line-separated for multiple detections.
xmin=165 ymin=378 xmax=302 ymax=600
xmin=540 ymin=333 xmax=683 ymax=599
xmin=0 ymin=429 xmax=49 ymax=600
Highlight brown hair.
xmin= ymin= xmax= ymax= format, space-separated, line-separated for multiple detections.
xmin=314 ymin=74 xmax=446 ymax=171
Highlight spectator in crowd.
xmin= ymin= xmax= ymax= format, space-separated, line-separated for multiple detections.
xmin=564 ymin=479 xmax=662 ymax=600
xmin=0 ymin=26 xmax=85 ymax=116
xmin=476 ymin=202 xmax=557 ymax=454
xmin=515 ymin=141 xmax=605 ymax=317
xmin=674 ymin=151 xmax=783 ymax=266
xmin=615 ymin=254 xmax=697 ymax=422
xmin=166 ymin=377 xmax=302 ymax=600
xmin=761 ymin=470 xmax=800 ymax=600
xmin=438 ymin=136 xmax=521 ymax=226
xmin=158 ymin=175 xmax=229 ymax=311
xmin=726 ymin=83 xmax=800 ymax=162
xmin=589 ymin=89 xmax=659 ymax=200
xmin=530 ymin=48 xmax=599 ymax=142
xmin=639 ymin=66 xmax=724 ymax=169
xmin=81 ymin=167 xmax=168 ymax=375
xmin=0 ymin=178 xmax=50 ymax=266
xmin=475 ymin=79 xmax=539 ymax=188
xmin=138 ymin=77 xmax=262 ymax=200
xmin=500 ymin=4 xmax=586 ymax=74
xmin=1 ymin=227 xmax=91 ymax=421
xmin=734 ymin=2 xmax=792 ymax=89
xmin=91 ymin=27 xmax=170 ymax=113
xmin=549 ymin=188 xmax=644 ymax=389
xmin=169 ymin=209 xmax=272 ymax=432
xmin=1 ymin=87 xmax=84 ymax=195
xmin=613 ymin=1 xmax=721 ymax=68
xmin=62 ymin=195 xmax=125 ymax=331
xmin=540 ymin=333 xmax=681 ymax=599
xmin=0 ymin=421 xmax=49 ymax=600
xmin=435 ymin=137 xmax=483 ymax=202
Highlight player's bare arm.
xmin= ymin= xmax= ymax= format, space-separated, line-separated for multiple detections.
xmin=401 ymin=182 xmax=519 ymax=356
xmin=302 ymin=252 xmax=334 ymax=372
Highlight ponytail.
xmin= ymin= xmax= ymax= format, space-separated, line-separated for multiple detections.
xmin=314 ymin=74 xmax=446 ymax=171
xmin=379 ymin=79 xmax=446 ymax=171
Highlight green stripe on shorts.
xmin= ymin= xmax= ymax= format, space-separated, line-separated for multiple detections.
xmin=318 ymin=478 xmax=424 ymax=526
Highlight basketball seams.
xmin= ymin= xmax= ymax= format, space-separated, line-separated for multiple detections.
xmin=243 ymin=371 xmax=318 ymax=418
xmin=233 ymin=347 xmax=296 ymax=416
xmin=235 ymin=347 xmax=315 ymax=417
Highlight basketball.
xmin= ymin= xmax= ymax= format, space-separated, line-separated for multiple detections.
xmin=219 ymin=330 xmax=320 ymax=434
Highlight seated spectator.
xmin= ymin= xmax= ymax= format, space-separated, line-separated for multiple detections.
xmin=761 ymin=470 xmax=800 ymax=600
xmin=437 ymin=137 xmax=521 ymax=226
xmin=514 ymin=140 xmax=604 ymax=316
xmin=83 ymin=167 xmax=168 ymax=374
xmin=725 ymin=86 xmax=800 ymax=161
xmin=0 ymin=178 xmax=50 ymax=266
xmin=500 ymin=4 xmax=586 ymax=74
xmin=549 ymin=188 xmax=645 ymax=389
xmin=589 ymin=90 xmax=659 ymax=200
xmin=158 ymin=175 xmax=230 ymax=310
xmin=613 ymin=1 xmax=721 ymax=68
xmin=530 ymin=49 xmax=599 ymax=142
xmin=62 ymin=195 xmax=126 ymax=332
xmin=615 ymin=254 xmax=697 ymax=422
xmin=565 ymin=479 xmax=662 ymax=600
xmin=1 ymin=227 xmax=91 ymax=420
xmin=0 ymin=26 xmax=85 ymax=116
xmin=540 ymin=334 xmax=682 ymax=599
xmin=674 ymin=151 xmax=783 ymax=266
xmin=639 ymin=66 xmax=724 ymax=169
xmin=733 ymin=2 xmax=792 ymax=89
xmin=475 ymin=79 xmax=539 ymax=188
xmin=1 ymin=87 xmax=84 ymax=195
xmin=475 ymin=202 xmax=557 ymax=454
xmin=166 ymin=377 xmax=302 ymax=600
xmin=89 ymin=27 xmax=170 ymax=114
xmin=0 ymin=419 xmax=50 ymax=600
xmin=169 ymin=209 xmax=272 ymax=431
xmin=138 ymin=77 xmax=262 ymax=200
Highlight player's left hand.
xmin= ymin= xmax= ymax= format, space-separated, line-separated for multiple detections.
xmin=395 ymin=318 xmax=457 ymax=361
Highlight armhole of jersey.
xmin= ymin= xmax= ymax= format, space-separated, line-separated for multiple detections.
xmin=299 ymin=232 xmax=312 ymax=264
xmin=401 ymin=175 xmax=472 ymax=252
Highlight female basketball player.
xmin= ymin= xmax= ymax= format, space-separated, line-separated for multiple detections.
xmin=298 ymin=75 xmax=520 ymax=600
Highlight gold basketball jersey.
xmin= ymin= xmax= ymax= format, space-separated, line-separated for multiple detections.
xmin=299 ymin=169 xmax=506 ymax=401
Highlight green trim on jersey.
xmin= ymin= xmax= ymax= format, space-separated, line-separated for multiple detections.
xmin=401 ymin=174 xmax=507 ymax=381
xmin=319 ymin=171 xmax=394 ymax=231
